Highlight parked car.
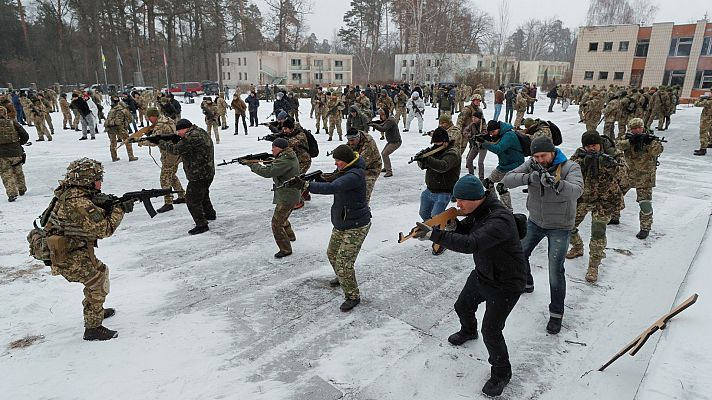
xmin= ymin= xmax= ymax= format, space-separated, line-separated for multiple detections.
xmin=168 ymin=82 xmax=204 ymax=96
xmin=201 ymin=81 xmax=220 ymax=96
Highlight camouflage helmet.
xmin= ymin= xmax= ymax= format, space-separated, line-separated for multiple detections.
xmin=523 ymin=118 xmax=535 ymax=129
xmin=64 ymin=158 xmax=104 ymax=187
xmin=628 ymin=117 xmax=644 ymax=129
xmin=146 ymin=107 xmax=160 ymax=118
xmin=472 ymin=94 xmax=482 ymax=101
xmin=590 ymin=90 xmax=599 ymax=97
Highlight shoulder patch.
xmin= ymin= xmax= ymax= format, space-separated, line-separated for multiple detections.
xmin=86 ymin=205 xmax=105 ymax=223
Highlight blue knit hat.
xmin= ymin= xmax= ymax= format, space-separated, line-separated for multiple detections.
xmin=277 ymin=110 xmax=289 ymax=120
xmin=452 ymin=175 xmax=486 ymax=200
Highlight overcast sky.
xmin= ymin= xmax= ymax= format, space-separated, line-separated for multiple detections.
xmin=253 ymin=0 xmax=711 ymax=44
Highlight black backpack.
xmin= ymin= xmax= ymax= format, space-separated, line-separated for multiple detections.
xmin=515 ymin=131 xmax=532 ymax=157
xmin=546 ymin=121 xmax=563 ymax=146
xmin=304 ymin=129 xmax=319 ymax=158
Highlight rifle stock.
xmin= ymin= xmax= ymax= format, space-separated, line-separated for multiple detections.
xmin=398 ymin=207 xmax=465 ymax=243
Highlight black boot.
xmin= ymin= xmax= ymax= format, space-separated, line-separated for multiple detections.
xmin=694 ymin=148 xmax=707 ymax=156
xmin=274 ymin=250 xmax=292 ymax=258
xmin=103 ymin=308 xmax=116 ymax=319
xmin=636 ymin=229 xmax=649 ymax=239
xmin=608 ymin=218 xmax=620 ymax=225
xmin=340 ymin=298 xmax=360 ymax=312
xmin=447 ymin=330 xmax=478 ymax=345
xmin=329 ymin=277 xmax=340 ymax=287
xmin=546 ymin=316 xmax=562 ymax=334
xmin=83 ymin=325 xmax=118 ymax=341
xmin=188 ymin=225 xmax=209 ymax=235
xmin=173 ymin=198 xmax=186 ymax=204
xmin=482 ymin=375 xmax=511 ymax=397
xmin=156 ymin=204 xmax=173 ymax=213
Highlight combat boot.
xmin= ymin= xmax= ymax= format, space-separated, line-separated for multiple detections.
xmin=546 ymin=317 xmax=562 ymax=334
xmin=448 ymin=330 xmax=478 ymax=345
xmin=83 ymin=325 xmax=118 ymax=341
xmin=566 ymin=245 xmax=583 ymax=259
xmin=607 ymin=218 xmax=620 ymax=225
xmin=340 ymin=298 xmax=360 ymax=312
xmin=174 ymin=198 xmax=186 ymax=204
xmin=585 ymin=262 xmax=599 ymax=283
xmin=188 ymin=225 xmax=209 ymax=235
xmin=482 ymin=375 xmax=511 ymax=397
xmin=8 ymin=195 xmax=17 ymax=202
xmin=693 ymin=148 xmax=707 ymax=156
xmin=103 ymin=308 xmax=115 ymax=319
xmin=274 ymin=250 xmax=292 ymax=258
xmin=636 ymin=230 xmax=649 ymax=239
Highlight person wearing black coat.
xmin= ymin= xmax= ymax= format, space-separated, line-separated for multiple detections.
xmin=414 ymin=175 xmax=526 ymax=397
xmin=169 ymin=94 xmax=182 ymax=119
xmin=273 ymin=92 xmax=291 ymax=117
xmin=547 ymin=86 xmax=558 ymax=113
xmin=308 ymin=145 xmax=371 ymax=312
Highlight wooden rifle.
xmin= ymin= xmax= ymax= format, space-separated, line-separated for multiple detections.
xmin=217 ymin=152 xmax=274 ymax=166
xmin=408 ymin=144 xmax=446 ymax=164
xmin=398 ymin=207 xmax=467 ymax=253
xmin=120 ymin=124 xmax=154 ymax=148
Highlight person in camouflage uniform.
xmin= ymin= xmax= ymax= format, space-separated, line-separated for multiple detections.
xmin=344 ymin=88 xmax=357 ymax=119
xmin=521 ymin=118 xmax=552 ymax=140
xmin=346 ymin=127 xmax=381 ymax=201
xmin=248 ymin=138 xmax=301 ymax=258
xmin=473 ymin=84 xmax=485 ymax=108
xmin=326 ymin=93 xmax=345 ymax=141
xmin=617 ymin=90 xmax=634 ymax=137
xmin=0 ymin=106 xmax=29 ymax=202
xmin=647 ymin=87 xmax=663 ymax=130
xmin=201 ymin=97 xmax=221 ymax=144
xmin=39 ymin=93 xmax=55 ymax=135
xmin=566 ymin=131 xmax=628 ymax=283
xmin=582 ymin=90 xmax=603 ymax=132
xmin=601 ymin=92 xmax=621 ymax=140
xmin=215 ymin=94 xmax=229 ymax=130
xmin=282 ymin=117 xmax=312 ymax=209
xmin=104 ymin=96 xmax=137 ymax=162
xmin=159 ymin=119 xmax=215 ymax=235
xmin=133 ymin=92 xmax=146 ymax=127
xmin=287 ymin=92 xmax=300 ymax=122
xmin=29 ymin=97 xmax=51 ymax=141
xmin=376 ymin=89 xmax=394 ymax=116
xmin=355 ymin=91 xmax=372 ymax=118
xmin=611 ymin=118 xmax=663 ymax=238
xmin=44 ymin=158 xmax=133 ymax=340
xmin=144 ymin=108 xmax=186 ymax=212
xmin=657 ymin=86 xmax=672 ymax=131
xmin=314 ymin=88 xmax=328 ymax=134
xmin=693 ymin=95 xmax=712 ymax=156
xmin=346 ymin=105 xmax=370 ymax=133
xmin=393 ymin=90 xmax=409 ymax=129
xmin=59 ymin=94 xmax=73 ymax=130
xmin=20 ymin=94 xmax=34 ymax=127
xmin=514 ymin=89 xmax=529 ymax=129
xmin=308 ymin=145 xmax=371 ymax=312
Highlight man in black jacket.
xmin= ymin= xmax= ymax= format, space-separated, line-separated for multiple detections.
xmin=414 ymin=175 xmax=526 ymax=397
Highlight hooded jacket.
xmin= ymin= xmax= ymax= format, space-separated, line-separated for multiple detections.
xmin=309 ymin=156 xmax=371 ymax=230
xmin=483 ymin=122 xmax=524 ymax=172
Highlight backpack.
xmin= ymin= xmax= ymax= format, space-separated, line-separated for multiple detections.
xmin=626 ymin=98 xmax=637 ymax=113
xmin=27 ymin=197 xmax=58 ymax=266
xmin=515 ymin=131 xmax=532 ymax=157
xmin=304 ymin=129 xmax=319 ymax=158
xmin=0 ymin=119 xmax=19 ymax=145
xmin=641 ymin=95 xmax=649 ymax=111
xmin=546 ymin=121 xmax=563 ymax=146
xmin=513 ymin=213 xmax=528 ymax=239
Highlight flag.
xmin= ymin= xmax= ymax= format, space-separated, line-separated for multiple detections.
xmin=163 ymin=48 xmax=168 ymax=67
xmin=116 ymin=47 xmax=123 ymax=67
xmin=100 ymin=46 xmax=106 ymax=70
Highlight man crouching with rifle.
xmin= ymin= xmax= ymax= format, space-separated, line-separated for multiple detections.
xmin=413 ymin=175 xmax=526 ymax=397
xmin=246 ymin=137 xmax=301 ymax=258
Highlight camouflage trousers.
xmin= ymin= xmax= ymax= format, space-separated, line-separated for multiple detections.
xmin=570 ymin=202 xmax=611 ymax=266
xmin=45 ymin=113 xmax=54 ymax=132
xmin=316 ymin=110 xmax=328 ymax=132
xmin=603 ymin=119 xmax=616 ymax=140
xmin=514 ymin=110 xmax=525 ymax=129
xmin=219 ymin=113 xmax=228 ymax=129
xmin=160 ymin=149 xmax=185 ymax=204
xmin=272 ymin=202 xmax=297 ymax=253
xmin=585 ymin=118 xmax=600 ymax=132
xmin=207 ymin=121 xmax=220 ymax=144
xmin=327 ymin=222 xmax=371 ymax=300
xmin=365 ymin=170 xmax=380 ymax=201
xmin=62 ymin=111 xmax=72 ymax=128
xmin=700 ymin=116 xmax=712 ymax=148
xmin=54 ymin=248 xmax=110 ymax=328
xmin=0 ymin=156 xmax=26 ymax=197
xmin=328 ymin=114 xmax=342 ymax=139
xmin=138 ymin=108 xmax=146 ymax=126
xmin=616 ymin=116 xmax=629 ymax=138
xmin=289 ymin=109 xmax=300 ymax=122
xmin=484 ymin=168 xmax=512 ymax=210
xmin=108 ymin=131 xmax=135 ymax=161
xmin=34 ymin=115 xmax=51 ymax=140
xmin=72 ymin=110 xmax=80 ymax=130
xmin=394 ymin=107 xmax=407 ymax=128
xmin=612 ymin=187 xmax=653 ymax=231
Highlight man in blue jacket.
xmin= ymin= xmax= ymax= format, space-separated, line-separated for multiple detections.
xmin=503 ymin=137 xmax=584 ymax=334
xmin=308 ymin=144 xmax=372 ymax=312
xmin=476 ymin=120 xmax=524 ymax=210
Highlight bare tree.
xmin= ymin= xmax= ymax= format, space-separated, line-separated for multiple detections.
xmin=586 ymin=0 xmax=659 ymax=26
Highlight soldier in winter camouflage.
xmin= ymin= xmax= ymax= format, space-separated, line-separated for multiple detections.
xmin=201 ymin=97 xmax=221 ymax=144
xmin=566 ymin=132 xmax=628 ymax=283
xmin=693 ymin=95 xmax=712 ymax=156
xmin=326 ymin=93 xmax=345 ymax=141
xmin=59 ymin=94 xmax=73 ymax=130
xmin=346 ymin=127 xmax=382 ymax=201
xmin=44 ymin=158 xmax=133 ymax=340
xmin=611 ymin=118 xmax=663 ymax=239
xmin=104 ymin=96 xmax=137 ymax=162
xmin=0 ymin=106 xmax=29 ymax=202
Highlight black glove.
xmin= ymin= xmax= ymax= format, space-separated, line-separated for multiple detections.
xmin=144 ymin=135 xmax=161 ymax=145
xmin=474 ymin=134 xmax=486 ymax=143
xmin=642 ymin=135 xmax=655 ymax=144
xmin=412 ymin=222 xmax=433 ymax=241
xmin=120 ymin=200 xmax=134 ymax=213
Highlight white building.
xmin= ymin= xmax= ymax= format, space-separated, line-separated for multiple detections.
xmin=394 ymin=53 xmax=481 ymax=84
xmin=217 ymin=51 xmax=353 ymax=88
xmin=518 ymin=61 xmax=571 ymax=86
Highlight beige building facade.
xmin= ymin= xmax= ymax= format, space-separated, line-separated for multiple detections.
xmin=572 ymin=21 xmax=712 ymax=100
xmin=217 ymin=51 xmax=353 ymax=88
xmin=518 ymin=61 xmax=571 ymax=86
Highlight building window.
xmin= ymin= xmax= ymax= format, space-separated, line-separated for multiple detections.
xmin=694 ymin=70 xmax=712 ymax=89
xmin=292 ymin=73 xmax=302 ymax=81
xmin=227 ymin=72 xmax=231 ymax=80
xmin=410 ymin=60 xmax=415 ymax=67
xmin=603 ymin=42 xmax=613 ymax=52
xmin=335 ymin=73 xmax=343 ymax=80
xmin=291 ymin=59 xmax=302 ymax=66
xmin=402 ymin=60 xmax=407 ymax=67
xmin=402 ymin=73 xmax=407 ymax=80
xmin=314 ymin=72 xmax=323 ymax=80
xmin=243 ymin=57 xmax=247 ymax=65
xmin=426 ymin=74 xmax=431 ymax=81
xmin=702 ymin=37 xmax=712 ymax=56
xmin=435 ymin=60 xmax=440 ymax=67
xmin=614 ymin=72 xmax=624 ymax=80
xmin=584 ymin=71 xmax=594 ymax=80
xmin=410 ymin=74 xmax=414 ymax=81
xmin=669 ymin=37 xmax=693 ymax=57
xmin=238 ymin=72 xmax=242 ymax=80
xmin=335 ymin=60 xmax=343 ymax=67
xmin=663 ymin=70 xmax=686 ymax=87
xmin=245 ymin=72 xmax=247 ymax=81
xmin=314 ymin=59 xmax=323 ymax=67
xmin=635 ymin=39 xmax=650 ymax=57
xmin=237 ymin=58 xmax=240 ymax=66
xmin=598 ymin=71 xmax=608 ymax=80
xmin=427 ymin=59 xmax=431 ymax=67
xmin=619 ymin=41 xmax=629 ymax=51
xmin=589 ymin=42 xmax=598 ymax=51
xmin=477 ymin=60 xmax=483 ymax=68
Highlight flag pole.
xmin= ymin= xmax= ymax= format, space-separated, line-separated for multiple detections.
xmin=116 ymin=46 xmax=125 ymax=93
xmin=163 ymin=47 xmax=169 ymax=94
xmin=100 ymin=46 xmax=109 ymax=96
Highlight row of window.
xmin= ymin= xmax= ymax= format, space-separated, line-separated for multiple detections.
xmin=401 ymin=59 xmax=442 ymax=67
xmin=590 ymin=36 xmax=712 ymax=58
xmin=664 ymin=69 xmax=712 ymax=89
xmin=401 ymin=73 xmax=441 ymax=81
xmin=291 ymin=73 xmax=344 ymax=81
xmin=222 ymin=72 xmax=249 ymax=81
xmin=291 ymin=59 xmax=344 ymax=67
xmin=584 ymin=71 xmax=625 ymax=81
xmin=588 ymin=41 xmax=629 ymax=52
xmin=221 ymin=57 xmax=248 ymax=67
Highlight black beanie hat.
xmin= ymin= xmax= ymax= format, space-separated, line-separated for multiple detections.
xmin=282 ymin=117 xmax=295 ymax=130
xmin=530 ymin=137 xmax=556 ymax=154
xmin=176 ymin=119 xmax=192 ymax=130
xmin=581 ymin=131 xmax=604 ymax=146
xmin=486 ymin=120 xmax=500 ymax=132
xmin=472 ymin=110 xmax=484 ymax=120
xmin=431 ymin=127 xmax=449 ymax=143
xmin=272 ymin=137 xmax=289 ymax=149
xmin=332 ymin=144 xmax=356 ymax=163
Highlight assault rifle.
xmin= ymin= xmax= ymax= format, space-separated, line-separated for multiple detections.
xmin=529 ymin=160 xmax=560 ymax=195
xmin=119 ymin=124 xmax=154 ymax=148
xmin=398 ymin=207 xmax=467 ymax=254
xmin=275 ymin=170 xmax=323 ymax=190
xmin=259 ymin=120 xmax=281 ymax=134
xmin=624 ymin=132 xmax=667 ymax=143
xmin=217 ymin=152 xmax=274 ymax=166
xmin=408 ymin=144 xmax=446 ymax=164
xmin=92 ymin=188 xmax=179 ymax=218
xmin=258 ymin=132 xmax=284 ymax=141
xmin=133 ymin=133 xmax=181 ymax=145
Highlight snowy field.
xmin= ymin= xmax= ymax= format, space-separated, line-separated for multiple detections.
xmin=1 ymin=92 xmax=710 ymax=400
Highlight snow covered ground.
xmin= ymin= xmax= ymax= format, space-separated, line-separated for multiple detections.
xmin=1 ymin=93 xmax=710 ymax=400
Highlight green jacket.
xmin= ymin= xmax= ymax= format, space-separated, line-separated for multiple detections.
xmin=250 ymin=148 xmax=301 ymax=205
xmin=159 ymin=125 xmax=215 ymax=181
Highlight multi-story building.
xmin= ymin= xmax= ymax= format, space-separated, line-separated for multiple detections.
xmin=217 ymin=51 xmax=353 ymax=87
xmin=572 ymin=20 xmax=712 ymax=99
xmin=394 ymin=53 xmax=517 ymax=85
xmin=518 ymin=61 xmax=571 ymax=86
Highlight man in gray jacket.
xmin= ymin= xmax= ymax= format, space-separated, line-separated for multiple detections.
xmin=503 ymin=137 xmax=583 ymax=334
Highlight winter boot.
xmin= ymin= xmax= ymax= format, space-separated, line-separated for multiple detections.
xmin=83 ymin=325 xmax=118 ymax=341
xmin=482 ymin=375 xmax=511 ymax=397
xmin=585 ymin=261 xmax=599 ymax=283
xmin=329 ymin=277 xmax=340 ymax=287
xmin=566 ymin=245 xmax=584 ymax=259
xmin=340 ymin=298 xmax=360 ymax=312
xmin=693 ymin=148 xmax=707 ymax=156
xmin=448 ymin=330 xmax=478 ymax=345
xmin=188 ymin=225 xmax=209 ymax=235
xmin=546 ymin=317 xmax=562 ymax=334
xmin=103 ymin=308 xmax=115 ymax=319
xmin=274 ymin=250 xmax=292 ymax=258
xmin=636 ymin=230 xmax=649 ymax=239
xmin=156 ymin=204 xmax=174 ymax=213
xmin=8 ymin=195 xmax=17 ymax=202
xmin=607 ymin=218 xmax=620 ymax=225
xmin=174 ymin=198 xmax=186 ymax=204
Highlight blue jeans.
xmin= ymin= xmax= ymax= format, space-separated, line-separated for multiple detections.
xmin=419 ymin=189 xmax=451 ymax=221
xmin=493 ymin=104 xmax=502 ymax=121
xmin=520 ymin=220 xmax=570 ymax=318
